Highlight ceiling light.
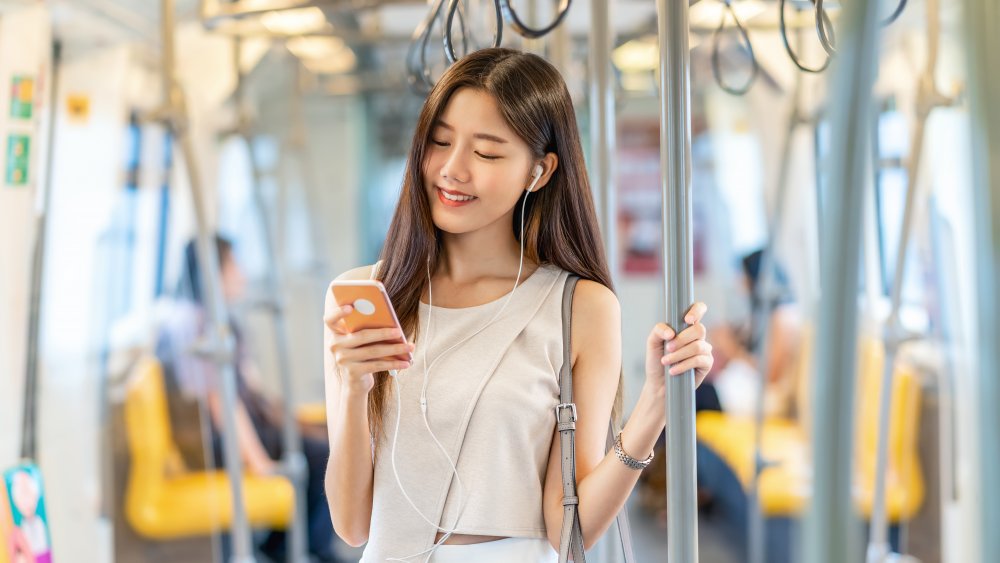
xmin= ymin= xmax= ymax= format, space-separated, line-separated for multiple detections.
xmin=287 ymin=36 xmax=356 ymax=74
xmin=260 ymin=7 xmax=328 ymax=35
xmin=613 ymin=38 xmax=658 ymax=73
xmin=301 ymin=50 xmax=357 ymax=74
xmin=689 ymin=0 xmax=768 ymax=30
xmin=287 ymin=35 xmax=343 ymax=59
xmin=613 ymin=34 xmax=703 ymax=73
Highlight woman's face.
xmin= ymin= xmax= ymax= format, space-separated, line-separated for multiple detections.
xmin=422 ymin=88 xmax=539 ymax=234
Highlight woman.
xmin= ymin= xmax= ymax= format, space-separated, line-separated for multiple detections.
xmin=323 ymin=48 xmax=713 ymax=562
xmin=157 ymin=236 xmax=338 ymax=562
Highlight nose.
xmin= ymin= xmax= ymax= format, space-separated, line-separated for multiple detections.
xmin=438 ymin=145 xmax=470 ymax=184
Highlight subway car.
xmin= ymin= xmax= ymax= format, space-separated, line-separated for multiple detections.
xmin=0 ymin=0 xmax=997 ymax=562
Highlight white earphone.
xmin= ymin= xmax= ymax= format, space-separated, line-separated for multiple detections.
xmin=526 ymin=163 xmax=544 ymax=192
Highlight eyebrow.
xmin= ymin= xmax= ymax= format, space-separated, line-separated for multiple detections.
xmin=435 ymin=120 xmax=509 ymax=144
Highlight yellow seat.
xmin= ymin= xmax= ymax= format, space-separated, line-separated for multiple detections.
xmin=854 ymin=355 xmax=924 ymax=520
xmin=697 ymin=337 xmax=924 ymax=520
xmin=296 ymin=402 xmax=327 ymax=426
xmin=124 ymin=357 xmax=293 ymax=539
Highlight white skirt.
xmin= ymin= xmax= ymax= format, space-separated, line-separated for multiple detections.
xmin=429 ymin=537 xmax=557 ymax=563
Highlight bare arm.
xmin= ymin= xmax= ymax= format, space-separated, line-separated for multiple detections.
xmin=323 ymin=266 xmax=415 ymax=547
xmin=542 ymin=281 xmax=713 ymax=550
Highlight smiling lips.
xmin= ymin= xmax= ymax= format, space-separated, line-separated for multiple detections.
xmin=437 ymin=186 xmax=478 ymax=207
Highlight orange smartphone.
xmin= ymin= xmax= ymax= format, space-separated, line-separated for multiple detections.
xmin=329 ymin=280 xmax=412 ymax=362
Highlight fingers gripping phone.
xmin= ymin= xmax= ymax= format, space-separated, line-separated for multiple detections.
xmin=330 ymin=280 xmax=413 ymax=362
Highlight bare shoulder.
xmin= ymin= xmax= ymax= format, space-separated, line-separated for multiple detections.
xmin=571 ymin=278 xmax=620 ymax=319
xmin=570 ymin=279 xmax=621 ymax=366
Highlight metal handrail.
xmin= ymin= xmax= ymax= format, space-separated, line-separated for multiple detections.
xmin=746 ymin=65 xmax=808 ymax=563
xmin=657 ymin=0 xmax=699 ymax=560
xmin=232 ymin=38 xmax=312 ymax=563
xmin=20 ymin=41 xmax=61 ymax=464
xmin=804 ymin=0 xmax=881 ymax=560
xmin=157 ymin=1 xmax=256 ymax=560
xmin=865 ymin=0 xmax=953 ymax=559
xmin=961 ymin=0 xmax=1000 ymax=559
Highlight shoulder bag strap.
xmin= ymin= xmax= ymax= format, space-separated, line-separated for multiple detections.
xmin=558 ymin=274 xmax=636 ymax=563
xmin=558 ymin=274 xmax=586 ymax=563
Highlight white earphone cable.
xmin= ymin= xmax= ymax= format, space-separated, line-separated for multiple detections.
xmin=388 ymin=168 xmax=541 ymax=562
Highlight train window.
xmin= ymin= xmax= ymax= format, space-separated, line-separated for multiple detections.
xmin=710 ymin=96 xmax=767 ymax=255
xmin=217 ymin=135 xmax=268 ymax=276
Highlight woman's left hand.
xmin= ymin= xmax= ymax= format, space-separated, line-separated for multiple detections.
xmin=645 ymin=302 xmax=713 ymax=391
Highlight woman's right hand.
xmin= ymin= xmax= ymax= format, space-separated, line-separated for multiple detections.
xmin=324 ymin=304 xmax=415 ymax=394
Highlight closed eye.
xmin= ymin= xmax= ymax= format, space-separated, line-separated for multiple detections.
xmin=476 ymin=152 xmax=501 ymax=160
xmin=431 ymin=139 xmax=450 ymax=147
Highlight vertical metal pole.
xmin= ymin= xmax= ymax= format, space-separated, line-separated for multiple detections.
xmin=20 ymin=41 xmax=61 ymax=463
xmin=289 ymin=64 xmax=329 ymax=277
xmin=160 ymin=1 xmax=255 ymax=561
xmin=549 ymin=10 xmax=570 ymax=75
xmin=587 ymin=21 xmax=626 ymax=562
xmin=589 ymin=0 xmax=617 ymax=282
xmin=963 ymin=0 xmax=1000 ymax=559
xmin=804 ymin=0 xmax=881 ymax=561
xmin=154 ymin=131 xmax=173 ymax=297
xmin=657 ymin=1 xmax=698 ymax=561
xmin=748 ymin=68 xmax=804 ymax=563
xmin=928 ymin=212 xmax=961 ymax=563
xmin=234 ymin=39 xmax=310 ymax=563
xmin=867 ymin=2 xmax=945 ymax=559
xmin=179 ymin=134 xmax=256 ymax=563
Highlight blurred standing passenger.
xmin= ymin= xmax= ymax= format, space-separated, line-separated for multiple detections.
xmin=156 ymin=235 xmax=338 ymax=562
xmin=700 ymin=249 xmax=802 ymax=418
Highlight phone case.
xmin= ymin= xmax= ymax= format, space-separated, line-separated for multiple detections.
xmin=330 ymin=281 xmax=412 ymax=362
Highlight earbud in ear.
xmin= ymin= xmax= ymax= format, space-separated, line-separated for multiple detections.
xmin=525 ymin=164 xmax=544 ymax=193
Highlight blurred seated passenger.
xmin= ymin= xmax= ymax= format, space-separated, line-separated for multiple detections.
xmin=156 ymin=235 xmax=338 ymax=562
xmin=698 ymin=249 xmax=803 ymax=418
xmin=640 ymin=250 xmax=804 ymax=521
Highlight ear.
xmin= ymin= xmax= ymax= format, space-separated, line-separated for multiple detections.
xmin=529 ymin=152 xmax=559 ymax=192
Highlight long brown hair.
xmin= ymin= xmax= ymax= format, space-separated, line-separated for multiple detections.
xmin=371 ymin=47 xmax=622 ymax=449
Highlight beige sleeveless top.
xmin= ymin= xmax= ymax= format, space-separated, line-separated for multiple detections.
xmin=361 ymin=262 xmax=570 ymax=562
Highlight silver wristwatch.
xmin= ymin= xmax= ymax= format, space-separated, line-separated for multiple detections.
xmin=613 ymin=431 xmax=654 ymax=470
